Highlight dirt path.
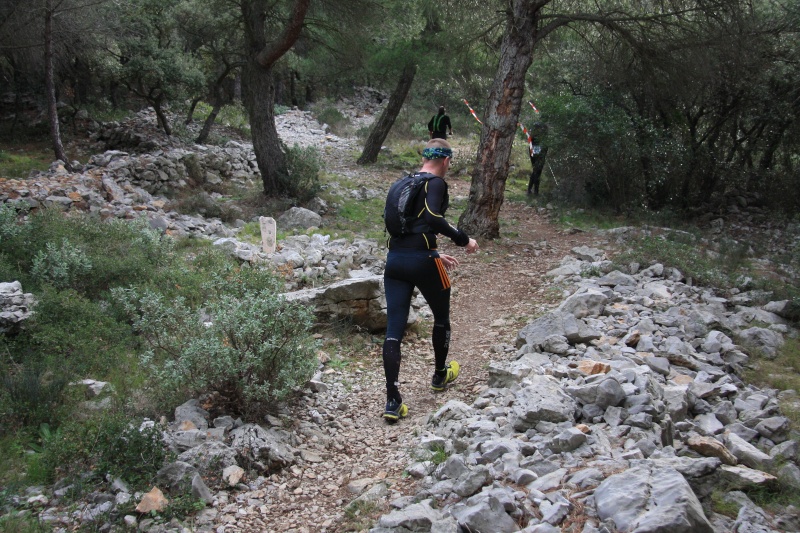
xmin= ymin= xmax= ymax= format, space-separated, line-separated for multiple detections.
xmin=225 ymin=164 xmax=598 ymax=532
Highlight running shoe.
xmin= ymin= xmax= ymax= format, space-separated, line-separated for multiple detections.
xmin=431 ymin=361 xmax=460 ymax=391
xmin=383 ymin=398 xmax=408 ymax=422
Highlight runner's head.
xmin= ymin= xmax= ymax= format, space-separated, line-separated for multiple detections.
xmin=421 ymin=139 xmax=452 ymax=177
xmin=438 ymin=105 xmax=446 ymax=115
xmin=422 ymin=139 xmax=452 ymax=161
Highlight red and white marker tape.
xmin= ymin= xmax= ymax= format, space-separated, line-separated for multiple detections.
xmin=462 ymin=99 xmax=483 ymax=125
xmin=518 ymin=121 xmax=534 ymax=156
xmin=528 ymin=101 xmax=540 ymax=114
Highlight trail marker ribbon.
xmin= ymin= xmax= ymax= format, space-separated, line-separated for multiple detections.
xmin=462 ymin=99 xmax=483 ymax=125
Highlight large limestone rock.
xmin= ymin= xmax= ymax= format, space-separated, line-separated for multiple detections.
xmin=511 ymin=376 xmax=577 ymax=431
xmin=277 ymin=207 xmax=322 ymax=230
xmin=736 ymin=327 xmax=785 ymax=359
xmin=516 ymin=311 xmax=601 ymax=349
xmin=283 ymin=275 xmax=392 ymax=332
xmin=0 ymin=281 xmax=36 ymax=333
xmin=594 ymin=464 xmax=713 ymax=532
xmin=557 ymin=288 xmax=609 ymax=318
xmin=229 ymin=424 xmax=296 ymax=472
xmin=284 ymin=275 xmax=398 ymax=332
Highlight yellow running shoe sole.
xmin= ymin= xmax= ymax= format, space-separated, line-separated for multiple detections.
xmin=431 ymin=361 xmax=460 ymax=391
xmin=383 ymin=403 xmax=409 ymax=422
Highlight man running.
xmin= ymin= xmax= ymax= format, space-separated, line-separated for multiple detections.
xmin=381 ymin=138 xmax=478 ymax=422
xmin=427 ymin=106 xmax=453 ymax=139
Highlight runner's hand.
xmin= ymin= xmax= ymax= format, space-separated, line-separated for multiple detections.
xmin=439 ymin=254 xmax=459 ymax=271
xmin=465 ymin=239 xmax=479 ymax=254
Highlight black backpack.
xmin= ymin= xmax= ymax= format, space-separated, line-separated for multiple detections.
xmin=383 ymin=172 xmax=435 ymax=237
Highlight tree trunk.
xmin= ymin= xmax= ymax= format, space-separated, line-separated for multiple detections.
xmin=240 ymin=0 xmax=310 ymax=196
xmin=243 ymin=57 xmax=285 ymax=195
xmin=44 ymin=0 xmax=70 ymax=169
xmin=458 ymin=0 xmax=541 ymax=239
xmin=152 ymin=95 xmax=172 ymax=136
xmin=186 ymin=97 xmax=202 ymax=124
xmin=196 ymin=67 xmax=234 ymax=144
xmin=195 ymin=102 xmax=221 ymax=144
xmin=357 ymin=62 xmax=417 ymax=165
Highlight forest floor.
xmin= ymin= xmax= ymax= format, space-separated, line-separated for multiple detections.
xmin=218 ymin=132 xmax=603 ymax=532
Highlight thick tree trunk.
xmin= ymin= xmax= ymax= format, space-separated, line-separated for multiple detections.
xmin=357 ymin=62 xmax=417 ymax=165
xmin=241 ymin=0 xmax=309 ymax=196
xmin=44 ymin=0 xmax=70 ymax=169
xmin=243 ymin=58 xmax=285 ymax=195
xmin=458 ymin=0 xmax=542 ymax=239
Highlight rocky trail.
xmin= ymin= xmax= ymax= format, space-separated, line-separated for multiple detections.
xmin=217 ymin=197 xmax=598 ymax=533
xmin=3 ymin=99 xmax=799 ymax=533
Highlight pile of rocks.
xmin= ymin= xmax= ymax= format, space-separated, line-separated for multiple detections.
xmin=30 ymin=398 xmax=306 ymax=531
xmin=0 ymin=280 xmax=35 ymax=333
xmin=369 ymin=250 xmax=798 ymax=532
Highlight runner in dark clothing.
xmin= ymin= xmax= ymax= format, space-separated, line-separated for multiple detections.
xmin=382 ymin=138 xmax=478 ymax=422
xmin=527 ymin=139 xmax=548 ymax=196
xmin=527 ymin=124 xmax=549 ymax=196
xmin=427 ymin=106 xmax=452 ymax=139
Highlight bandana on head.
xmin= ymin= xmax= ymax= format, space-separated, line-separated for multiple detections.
xmin=422 ymin=147 xmax=452 ymax=160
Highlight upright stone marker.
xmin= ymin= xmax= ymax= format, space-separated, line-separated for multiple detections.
xmin=260 ymin=217 xmax=276 ymax=253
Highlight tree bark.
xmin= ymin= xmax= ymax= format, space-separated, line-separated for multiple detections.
xmin=357 ymin=62 xmax=417 ymax=165
xmin=152 ymin=94 xmax=172 ymax=136
xmin=241 ymin=0 xmax=310 ymax=196
xmin=458 ymin=0 xmax=542 ymax=238
xmin=243 ymin=57 xmax=285 ymax=195
xmin=186 ymin=97 xmax=202 ymax=124
xmin=196 ymin=67 xmax=235 ymax=144
xmin=196 ymin=97 xmax=222 ymax=144
xmin=44 ymin=0 xmax=70 ymax=169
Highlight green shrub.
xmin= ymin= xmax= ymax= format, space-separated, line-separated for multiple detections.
xmin=0 ymin=367 xmax=68 ymax=428
xmin=115 ymin=287 xmax=319 ymax=417
xmin=93 ymin=419 xmax=170 ymax=489
xmin=313 ymin=106 xmax=349 ymax=135
xmin=32 ymin=412 xmax=170 ymax=489
xmin=10 ymin=287 xmax=137 ymax=376
xmin=282 ymin=144 xmax=322 ymax=203
xmin=0 ymin=209 xmax=175 ymax=298
xmin=30 ymin=238 xmax=92 ymax=290
xmin=0 ymin=203 xmax=23 ymax=239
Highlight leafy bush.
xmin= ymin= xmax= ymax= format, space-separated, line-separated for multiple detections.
xmin=0 ymin=209 xmax=175 ymax=299
xmin=93 ymin=419 xmax=170 ymax=488
xmin=115 ymin=287 xmax=319 ymax=416
xmin=32 ymin=413 xmax=170 ymax=489
xmin=0 ymin=203 xmax=23 ymax=240
xmin=30 ymin=238 xmax=92 ymax=290
xmin=282 ymin=144 xmax=322 ymax=203
xmin=6 ymin=287 xmax=137 ymax=376
xmin=0 ymin=366 xmax=69 ymax=428
xmin=313 ymin=105 xmax=349 ymax=135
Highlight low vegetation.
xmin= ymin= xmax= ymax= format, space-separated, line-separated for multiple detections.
xmin=0 ymin=205 xmax=318 ymax=523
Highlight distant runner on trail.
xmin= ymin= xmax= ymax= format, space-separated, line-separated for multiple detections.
xmin=528 ymin=123 xmax=549 ymax=196
xmin=427 ymin=106 xmax=452 ymax=139
xmin=380 ymin=138 xmax=478 ymax=422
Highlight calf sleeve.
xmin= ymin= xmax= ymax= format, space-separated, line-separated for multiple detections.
xmin=432 ymin=323 xmax=451 ymax=373
xmin=382 ymin=339 xmax=402 ymax=401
